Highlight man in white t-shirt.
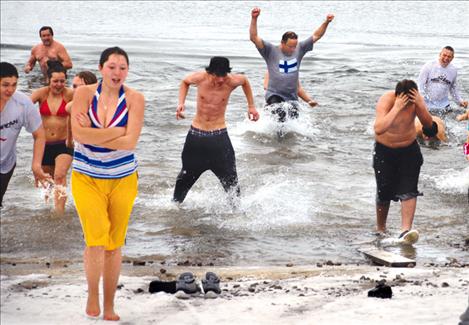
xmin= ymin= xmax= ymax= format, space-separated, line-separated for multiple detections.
xmin=418 ymin=46 xmax=468 ymax=115
xmin=0 ymin=62 xmax=50 ymax=207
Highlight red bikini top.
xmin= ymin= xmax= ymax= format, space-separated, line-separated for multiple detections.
xmin=39 ymin=95 xmax=68 ymax=117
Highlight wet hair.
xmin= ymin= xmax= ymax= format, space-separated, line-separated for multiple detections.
xmin=281 ymin=31 xmax=298 ymax=43
xmin=47 ymin=60 xmax=67 ymax=81
xmin=76 ymin=71 xmax=98 ymax=85
xmin=442 ymin=45 xmax=454 ymax=53
xmin=395 ymin=79 xmax=418 ymax=96
xmin=0 ymin=62 xmax=19 ymax=78
xmin=39 ymin=26 xmax=54 ymax=36
xmin=99 ymin=47 xmax=129 ymax=67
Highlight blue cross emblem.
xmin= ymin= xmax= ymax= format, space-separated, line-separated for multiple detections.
xmin=279 ymin=59 xmax=298 ymax=73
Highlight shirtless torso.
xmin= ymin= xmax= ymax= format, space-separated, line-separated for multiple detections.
xmin=374 ymin=89 xmax=433 ymax=148
xmin=24 ymin=40 xmax=73 ymax=77
xmin=176 ymin=71 xmax=259 ymax=130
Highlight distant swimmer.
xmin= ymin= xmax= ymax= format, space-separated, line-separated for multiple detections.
xmin=373 ymin=79 xmax=438 ymax=244
xmin=31 ymin=61 xmax=74 ymax=215
xmin=264 ymin=72 xmax=318 ymax=108
xmin=173 ymin=56 xmax=259 ymax=204
xmin=249 ymin=7 xmax=333 ymax=122
xmin=71 ymin=47 xmax=144 ymax=321
xmin=0 ymin=62 xmax=51 ymax=207
xmin=24 ymin=26 xmax=73 ymax=81
xmin=414 ymin=115 xmax=447 ymax=143
xmin=417 ymin=46 xmax=468 ymax=116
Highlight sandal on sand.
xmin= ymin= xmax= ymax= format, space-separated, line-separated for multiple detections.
xmin=202 ymin=272 xmax=221 ymax=298
xmin=175 ymin=272 xmax=199 ymax=299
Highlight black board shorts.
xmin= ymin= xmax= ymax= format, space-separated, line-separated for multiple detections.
xmin=373 ymin=140 xmax=423 ymax=204
xmin=42 ymin=141 xmax=74 ymax=166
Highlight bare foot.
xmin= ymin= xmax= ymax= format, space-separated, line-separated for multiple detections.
xmin=86 ymin=296 xmax=100 ymax=317
xmin=103 ymin=310 xmax=120 ymax=321
xmin=307 ymin=100 xmax=318 ymax=108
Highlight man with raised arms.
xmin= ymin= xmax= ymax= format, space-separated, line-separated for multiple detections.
xmin=249 ymin=7 xmax=334 ymax=122
xmin=173 ymin=56 xmax=259 ymax=203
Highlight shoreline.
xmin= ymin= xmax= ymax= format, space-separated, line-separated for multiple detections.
xmin=1 ymin=262 xmax=468 ymax=324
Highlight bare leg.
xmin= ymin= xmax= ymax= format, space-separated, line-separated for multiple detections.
xmin=53 ymin=154 xmax=73 ymax=215
xmin=84 ymin=246 xmax=104 ymax=317
xmin=103 ymin=248 xmax=122 ymax=321
xmin=400 ymin=198 xmax=417 ymax=232
xmin=376 ymin=202 xmax=390 ymax=233
xmin=42 ymin=165 xmax=55 ymax=203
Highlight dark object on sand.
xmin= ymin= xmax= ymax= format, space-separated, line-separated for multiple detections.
xmin=148 ymin=280 xmax=177 ymax=294
xmin=368 ymin=283 xmax=393 ymax=299
xmin=202 ymin=272 xmax=221 ymax=294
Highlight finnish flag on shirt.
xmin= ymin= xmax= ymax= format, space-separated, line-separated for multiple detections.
xmin=279 ymin=58 xmax=298 ymax=73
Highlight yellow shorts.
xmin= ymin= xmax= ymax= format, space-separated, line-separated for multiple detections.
xmin=71 ymin=171 xmax=138 ymax=250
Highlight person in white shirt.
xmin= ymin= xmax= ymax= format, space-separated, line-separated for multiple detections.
xmin=418 ymin=46 xmax=468 ymax=115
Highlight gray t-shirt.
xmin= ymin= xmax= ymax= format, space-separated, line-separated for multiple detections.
xmin=0 ymin=91 xmax=42 ymax=173
xmin=257 ymin=37 xmax=313 ymax=101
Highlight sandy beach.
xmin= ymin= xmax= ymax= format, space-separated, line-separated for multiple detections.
xmin=1 ymin=261 xmax=468 ymax=325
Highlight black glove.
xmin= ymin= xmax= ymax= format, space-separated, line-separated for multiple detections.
xmin=422 ymin=121 xmax=438 ymax=138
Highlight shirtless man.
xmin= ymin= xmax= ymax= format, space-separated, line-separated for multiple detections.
xmin=373 ymin=79 xmax=437 ymax=243
xmin=24 ymin=26 xmax=73 ymax=79
xmin=173 ymin=56 xmax=259 ymax=203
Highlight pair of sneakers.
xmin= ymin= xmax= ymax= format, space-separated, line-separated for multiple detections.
xmin=175 ymin=272 xmax=221 ymax=299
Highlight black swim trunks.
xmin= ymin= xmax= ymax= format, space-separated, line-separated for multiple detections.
xmin=0 ymin=163 xmax=16 ymax=207
xmin=266 ymin=95 xmax=299 ymax=123
xmin=42 ymin=141 xmax=74 ymax=166
xmin=173 ymin=126 xmax=240 ymax=203
xmin=373 ymin=140 xmax=423 ymax=204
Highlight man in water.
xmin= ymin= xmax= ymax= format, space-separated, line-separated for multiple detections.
xmin=249 ymin=7 xmax=334 ymax=122
xmin=0 ymin=62 xmax=51 ymax=207
xmin=417 ymin=46 xmax=468 ymax=116
xmin=373 ymin=79 xmax=437 ymax=244
xmin=173 ymin=56 xmax=259 ymax=203
xmin=24 ymin=26 xmax=73 ymax=79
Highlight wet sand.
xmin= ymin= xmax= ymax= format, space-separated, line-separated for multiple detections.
xmin=1 ymin=261 xmax=468 ymax=325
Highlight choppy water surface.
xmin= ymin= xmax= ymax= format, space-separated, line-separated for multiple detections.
xmin=1 ymin=1 xmax=468 ymax=266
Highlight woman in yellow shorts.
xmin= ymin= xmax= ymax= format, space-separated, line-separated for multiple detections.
xmin=71 ymin=47 xmax=145 ymax=321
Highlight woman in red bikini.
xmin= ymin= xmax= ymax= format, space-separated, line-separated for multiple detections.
xmin=31 ymin=61 xmax=74 ymax=214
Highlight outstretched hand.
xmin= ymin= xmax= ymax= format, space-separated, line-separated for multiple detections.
xmin=326 ymin=14 xmax=335 ymax=22
xmin=251 ymin=7 xmax=261 ymax=18
xmin=33 ymin=166 xmax=52 ymax=188
xmin=248 ymin=106 xmax=259 ymax=121
xmin=176 ymin=104 xmax=185 ymax=120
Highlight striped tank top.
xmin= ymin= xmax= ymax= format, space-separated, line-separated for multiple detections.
xmin=73 ymin=82 xmax=137 ymax=179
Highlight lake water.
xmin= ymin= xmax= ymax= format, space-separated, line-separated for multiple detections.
xmin=1 ymin=1 xmax=468 ymax=266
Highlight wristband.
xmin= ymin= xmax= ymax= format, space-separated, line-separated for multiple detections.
xmin=422 ymin=121 xmax=438 ymax=138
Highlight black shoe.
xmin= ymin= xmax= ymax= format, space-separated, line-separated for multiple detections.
xmin=202 ymin=272 xmax=221 ymax=298
xmin=368 ymin=283 xmax=392 ymax=299
xmin=149 ymin=280 xmax=177 ymax=294
xmin=175 ymin=272 xmax=199 ymax=299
